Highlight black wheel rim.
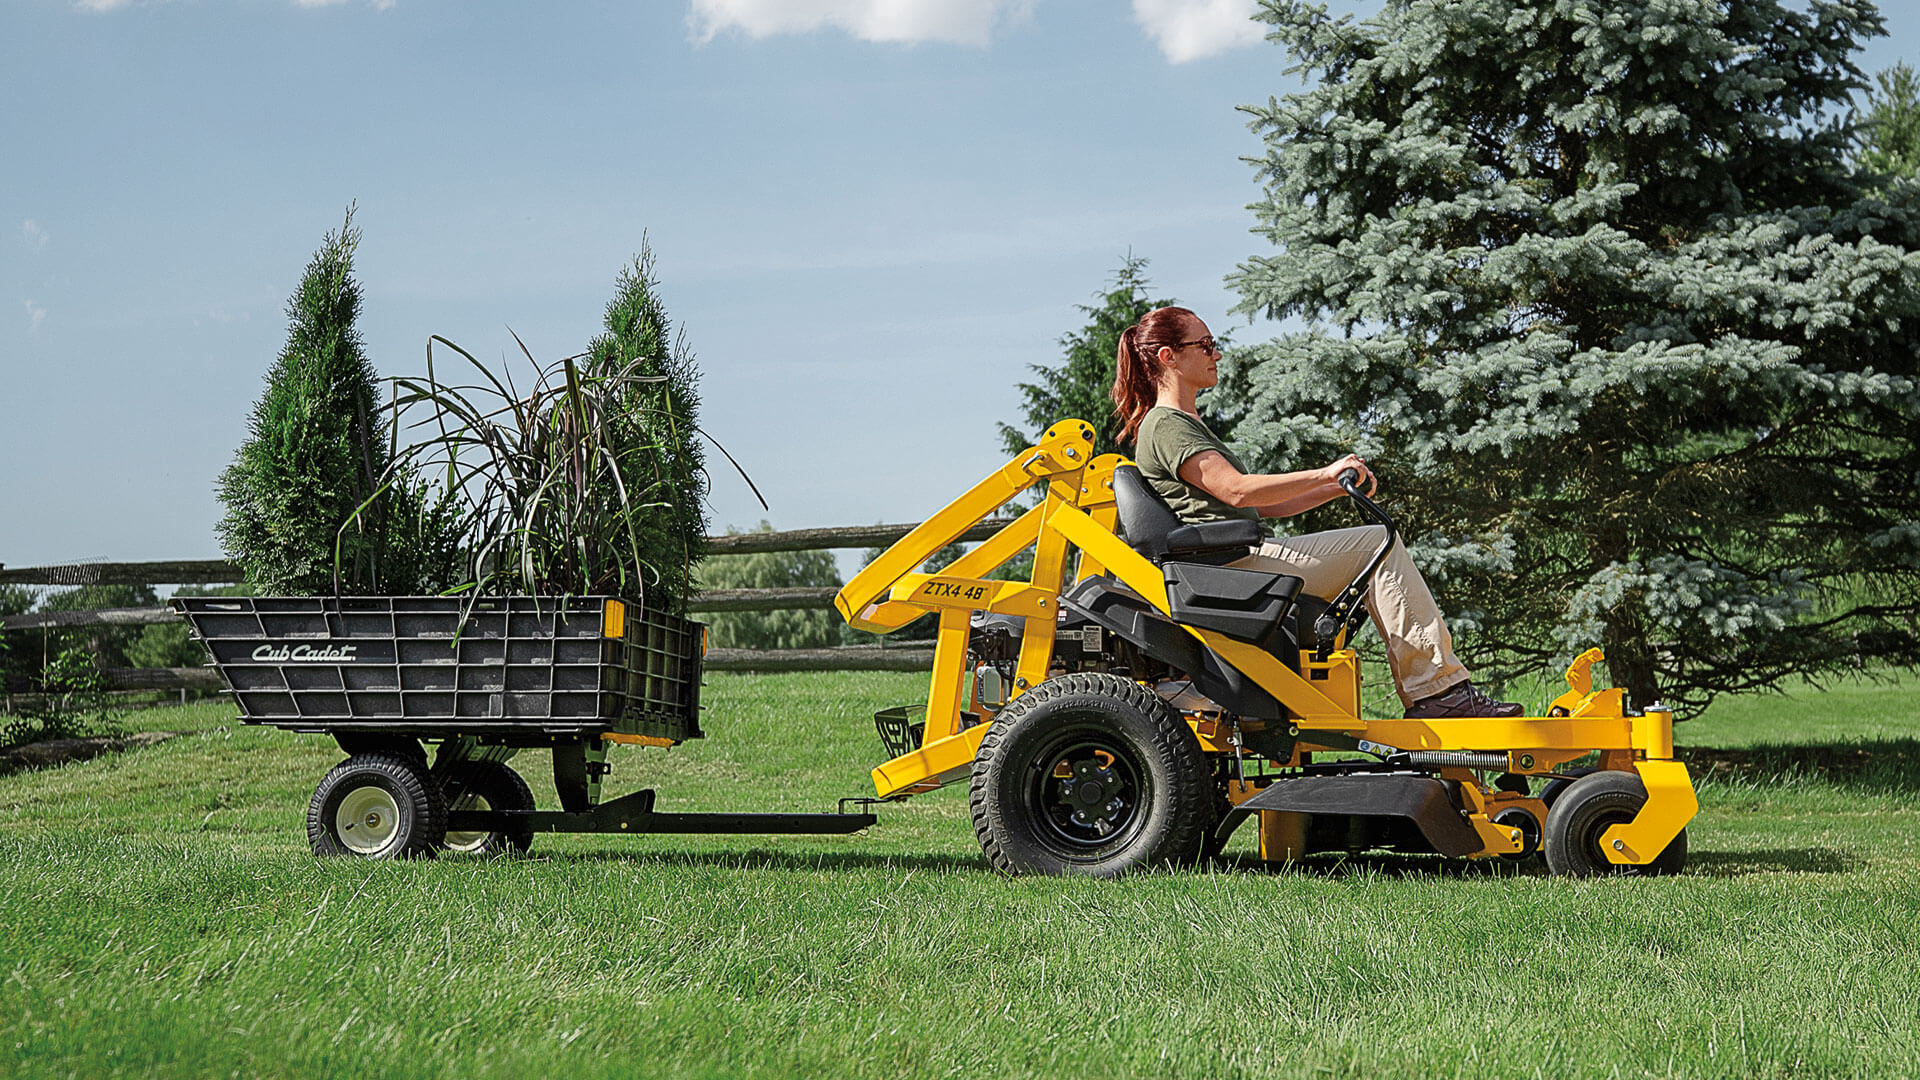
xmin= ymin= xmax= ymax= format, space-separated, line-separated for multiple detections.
xmin=1495 ymin=808 xmax=1542 ymax=860
xmin=1021 ymin=728 xmax=1150 ymax=858
xmin=1577 ymin=807 xmax=1636 ymax=867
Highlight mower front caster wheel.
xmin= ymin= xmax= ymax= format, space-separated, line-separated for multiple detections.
xmin=969 ymin=672 xmax=1210 ymax=877
xmin=307 ymin=753 xmax=447 ymax=859
xmin=1543 ymin=770 xmax=1686 ymax=877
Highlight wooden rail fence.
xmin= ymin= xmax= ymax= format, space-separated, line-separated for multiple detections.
xmin=0 ymin=518 xmax=1018 ymax=687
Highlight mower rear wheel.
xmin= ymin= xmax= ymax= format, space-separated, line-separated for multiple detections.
xmin=307 ymin=753 xmax=447 ymax=859
xmin=1543 ymin=770 xmax=1687 ymax=877
xmin=439 ymin=761 xmax=536 ymax=855
xmin=970 ymin=672 xmax=1210 ymax=877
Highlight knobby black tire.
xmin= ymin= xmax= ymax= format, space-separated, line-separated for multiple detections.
xmin=969 ymin=672 xmax=1210 ymax=877
xmin=439 ymin=761 xmax=536 ymax=856
xmin=307 ymin=752 xmax=448 ymax=860
xmin=1542 ymin=769 xmax=1687 ymax=878
xmin=1198 ymin=768 xmax=1236 ymax=863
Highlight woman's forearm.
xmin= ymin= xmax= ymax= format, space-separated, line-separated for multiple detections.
xmin=1252 ymin=480 xmax=1345 ymax=517
xmin=1179 ymin=450 xmax=1357 ymax=519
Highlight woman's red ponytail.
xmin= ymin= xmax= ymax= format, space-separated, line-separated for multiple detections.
xmin=1111 ymin=306 xmax=1196 ymax=444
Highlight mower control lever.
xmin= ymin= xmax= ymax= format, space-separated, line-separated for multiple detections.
xmin=1314 ymin=465 xmax=1399 ymax=660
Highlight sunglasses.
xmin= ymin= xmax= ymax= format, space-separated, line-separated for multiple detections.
xmin=1176 ymin=337 xmax=1220 ymax=355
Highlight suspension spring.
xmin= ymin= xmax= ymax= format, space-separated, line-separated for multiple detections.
xmin=1400 ymin=751 xmax=1509 ymax=770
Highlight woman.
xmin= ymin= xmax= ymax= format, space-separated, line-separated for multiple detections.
xmin=1112 ymin=306 xmax=1521 ymax=720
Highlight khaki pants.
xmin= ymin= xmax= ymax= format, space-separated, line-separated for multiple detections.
xmin=1230 ymin=525 xmax=1468 ymax=706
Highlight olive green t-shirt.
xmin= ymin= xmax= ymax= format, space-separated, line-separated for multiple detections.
xmin=1133 ymin=407 xmax=1261 ymax=524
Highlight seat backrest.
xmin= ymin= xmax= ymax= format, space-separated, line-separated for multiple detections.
xmin=1112 ymin=464 xmax=1183 ymax=562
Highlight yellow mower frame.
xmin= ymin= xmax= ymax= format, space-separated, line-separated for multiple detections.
xmin=837 ymin=420 xmax=1696 ymax=871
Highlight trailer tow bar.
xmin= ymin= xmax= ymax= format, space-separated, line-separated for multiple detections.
xmin=447 ymin=788 xmax=877 ymax=836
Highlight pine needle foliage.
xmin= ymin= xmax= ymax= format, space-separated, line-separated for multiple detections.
xmin=585 ymin=245 xmax=709 ymax=609
xmin=1225 ymin=0 xmax=1920 ymax=715
xmin=216 ymin=209 xmax=460 ymax=595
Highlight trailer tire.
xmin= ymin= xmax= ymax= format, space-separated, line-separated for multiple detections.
xmin=970 ymin=672 xmax=1209 ymax=877
xmin=1543 ymin=769 xmax=1687 ymax=877
xmin=440 ymin=762 xmax=535 ymax=856
xmin=307 ymin=753 xmax=447 ymax=859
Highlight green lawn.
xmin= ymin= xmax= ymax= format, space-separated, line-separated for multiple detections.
xmin=3 ymin=670 xmax=1918 ymax=1078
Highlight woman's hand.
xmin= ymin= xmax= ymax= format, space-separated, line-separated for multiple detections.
xmin=1324 ymin=454 xmax=1376 ymax=497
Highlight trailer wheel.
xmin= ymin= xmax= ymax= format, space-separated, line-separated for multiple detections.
xmin=1543 ymin=770 xmax=1687 ymax=877
xmin=970 ymin=672 xmax=1209 ymax=877
xmin=307 ymin=753 xmax=447 ymax=859
xmin=440 ymin=762 xmax=535 ymax=856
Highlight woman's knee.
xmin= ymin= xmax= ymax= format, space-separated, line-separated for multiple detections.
xmin=1354 ymin=524 xmax=1396 ymax=555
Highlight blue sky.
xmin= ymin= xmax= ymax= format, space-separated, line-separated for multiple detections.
xmin=3 ymin=0 xmax=1914 ymax=575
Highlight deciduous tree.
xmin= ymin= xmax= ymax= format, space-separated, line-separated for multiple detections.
xmin=1859 ymin=61 xmax=1920 ymax=180
xmin=697 ymin=523 xmax=844 ymax=650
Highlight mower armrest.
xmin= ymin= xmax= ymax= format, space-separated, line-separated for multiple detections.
xmin=1166 ymin=519 xmax=1263 ymax=557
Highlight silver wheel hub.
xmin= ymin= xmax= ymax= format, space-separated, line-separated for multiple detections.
xmin=335 ymin=785 xmax=403 ymax=855
xmin=443 ymin=792 xmax=495 ymax=853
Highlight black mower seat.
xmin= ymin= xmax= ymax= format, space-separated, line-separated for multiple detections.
xmin=1109 ymin=463 xmax=1303 ymax=654
xmin=1112 ymin=463 xmax=1263 ymax=565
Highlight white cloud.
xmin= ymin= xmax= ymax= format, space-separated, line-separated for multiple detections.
xmin=22 ymin=220 xmax=49 ymax=252
xmin=1131 ymin=0 xmax=1263 ymax=63
xmin=24 ymin=300 xmax=47 ymax=335
xmin=74 ymin=0 xmax=132 ymax=11
xmin=688 ymin=0 xmax=1033 ymax=47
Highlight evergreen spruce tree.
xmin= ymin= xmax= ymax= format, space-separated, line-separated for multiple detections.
xmin=583 ymin=242 xmax=708 ymax=610
xmin=998 ymin=255 xmax=1183 ymax=460
xmin=697 ymin=523 xmax=845 ymax=650
xmin=1225 ymin=0 xmax=1920 ymax=714
xmin=217 ymin=209 xmax=457 ymax=595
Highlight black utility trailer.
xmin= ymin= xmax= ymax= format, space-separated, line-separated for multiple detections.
xmin=174 ymin=595 xmax=874 ymax=858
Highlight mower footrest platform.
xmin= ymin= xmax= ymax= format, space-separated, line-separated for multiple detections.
xmin=1227 ymin=773 xmax=1480 ymax=858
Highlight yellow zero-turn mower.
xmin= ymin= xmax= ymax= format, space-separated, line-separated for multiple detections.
xmin=837 ymin=420 xmax=1696 ymax=877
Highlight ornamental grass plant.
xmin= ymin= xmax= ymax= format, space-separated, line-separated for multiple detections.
xmin=388 ymin=244 xmax=736 ymax=611
xmin=218 ymin=223 xmax=725 ymax=611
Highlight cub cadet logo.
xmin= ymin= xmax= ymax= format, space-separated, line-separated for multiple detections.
xmin=250 ymin=644 xmax=358 ymax=663
xmin=919 ymin=581 xmax=989 ymax=602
